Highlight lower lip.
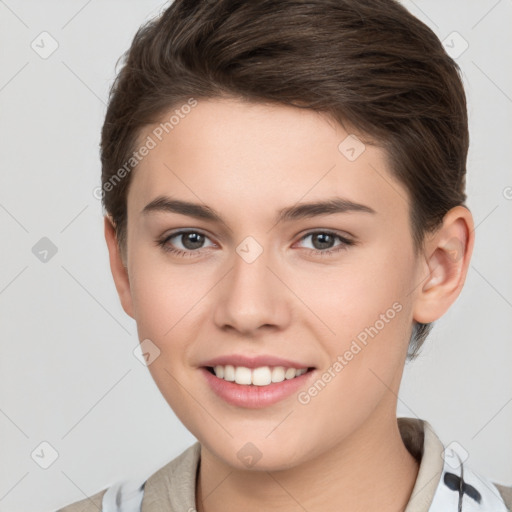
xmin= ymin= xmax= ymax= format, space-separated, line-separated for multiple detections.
xmin=200 ymin=367 xmax=315 ymax=409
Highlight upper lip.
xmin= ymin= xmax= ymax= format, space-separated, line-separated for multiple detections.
xmin=200 ymin=354 xmax=313 ymax=369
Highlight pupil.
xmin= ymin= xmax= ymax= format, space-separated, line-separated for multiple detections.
xmin=183 ymin=232 xmax=204 ymax=250
xmin=313 ymin=233 xmax=333 ymax=250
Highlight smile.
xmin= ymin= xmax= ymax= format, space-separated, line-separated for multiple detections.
xmin=207 ymin=365 xmax=309 ymax=386
xmin=201 ymin=365 xmax=316 ymax=409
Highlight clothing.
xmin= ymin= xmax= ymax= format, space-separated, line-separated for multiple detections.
xmin=56 ymin=417 xmax=512 ymax=512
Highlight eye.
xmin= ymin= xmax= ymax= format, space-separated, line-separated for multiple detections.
xmin=156 ymin=229 xmax=355 ymax=258
xmin=296 ymin=230 xmax=355 ymax=255
xmin=156 ymin=230 xmax=216 ymax=256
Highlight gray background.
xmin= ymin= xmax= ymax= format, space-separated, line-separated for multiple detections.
xmin=0 ymin=1 xmax=511 ymax=511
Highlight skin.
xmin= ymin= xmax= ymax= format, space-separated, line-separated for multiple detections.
xmin=104 ymin=97 xmax=474 ymax=512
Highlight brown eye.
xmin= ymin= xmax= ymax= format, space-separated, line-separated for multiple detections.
xmin=157 ymin=230 xmax=215 ymax=256
xmin=310 ymin=233 xmax=336 ymax=250
xmin=297 ymin=231 xmax=355 ymax=255
xmin=180 ymin=232 xmax=206 ymax=250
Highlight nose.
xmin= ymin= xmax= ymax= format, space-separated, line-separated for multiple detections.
xmin=212 ymin=244 xmax=292 ymax=336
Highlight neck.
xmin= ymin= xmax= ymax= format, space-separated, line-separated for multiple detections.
xmin=196 ymin=410 xmax=420 ymax=512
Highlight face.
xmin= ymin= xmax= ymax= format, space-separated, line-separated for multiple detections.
xmin=117 ymin=97 xmax=426 ymax=470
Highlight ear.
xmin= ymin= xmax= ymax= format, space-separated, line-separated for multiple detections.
xmin=412 ymin=206 xmax=475 ymax=324
xmin=104 ymin=215 xmax=134 ymax=319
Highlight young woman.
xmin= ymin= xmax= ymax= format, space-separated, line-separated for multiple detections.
xmin=58 ymin=0 xmax=511 ymax=510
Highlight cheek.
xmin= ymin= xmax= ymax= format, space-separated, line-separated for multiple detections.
xmin=128 ymin=245 xmax=208 ymax=334
xmin=293 ymin=247 xmax=413 ymax=339
xmin=292 ymin=245 xmax=415 ymax=408
xmin=295 ymin=263 xmax=411 ymax=427
xmin=127 ymin=254 xmax=208 ymax=420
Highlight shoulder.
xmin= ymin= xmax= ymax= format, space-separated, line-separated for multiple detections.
xmin=494 ymin=483 xmax=512 ymax=511
xmin=55 ymin=488 xmax=107 ymax=512
xmin=56 ymin=442 xmax=201 ymax=512
xmin=55 ymin=478 xmax=145 ymax=512
xmin=400 ymin=417 xmax=512 ymax=511
xmin=141 ymin=441 xmax=201 ymax=509
xmin=430 ymin=427 xmax=512 ymax=511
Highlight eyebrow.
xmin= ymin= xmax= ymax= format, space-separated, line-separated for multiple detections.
xmin=141 ymin=196 xmax=376 ymax=223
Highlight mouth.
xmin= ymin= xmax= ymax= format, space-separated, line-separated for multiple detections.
xmin=204 ymin=364 xmax=315 ymax=386
xmin=198 ymin=353 xmax=318 ymax=408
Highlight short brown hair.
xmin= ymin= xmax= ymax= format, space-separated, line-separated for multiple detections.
xmin=100 ymin=0 xmax=469 ymax=360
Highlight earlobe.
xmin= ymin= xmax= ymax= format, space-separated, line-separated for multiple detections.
xmin=412 ymin=206 xmax=474 ymax=324
xmin=103 ymin=215 xmax=135 ymax=319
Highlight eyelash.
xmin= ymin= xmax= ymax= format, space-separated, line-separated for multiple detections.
xmin=156 ymin=230 xmax=356 ymax=258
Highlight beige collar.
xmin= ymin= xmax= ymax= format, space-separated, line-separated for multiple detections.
xmin=401 ymin=418 xmax=445 ymax=511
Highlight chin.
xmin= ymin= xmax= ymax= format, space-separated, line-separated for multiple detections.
xmin=200 ymin=433 xmax=314 ymax=472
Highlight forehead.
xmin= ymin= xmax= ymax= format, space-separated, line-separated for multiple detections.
xmin=127 ymin=98 xmax=409 ymax=223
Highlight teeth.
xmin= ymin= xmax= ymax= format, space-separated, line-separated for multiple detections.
xmin=252 ymin=366 xmax=272 ymax=386
xmin=271 ymin=366 xmax=285 ymax=383
xmin=214 ymin=365 xmax=224 ymax=379
xmin=235 ymin=366 xmax=252 ymax=385
xmin=211 ymin=365 xmax=309 ymax=386
xmin=285 ymin=368 xmax=296 ymax=380
xmin=224 ymin=365 xmax=235 ymax=382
